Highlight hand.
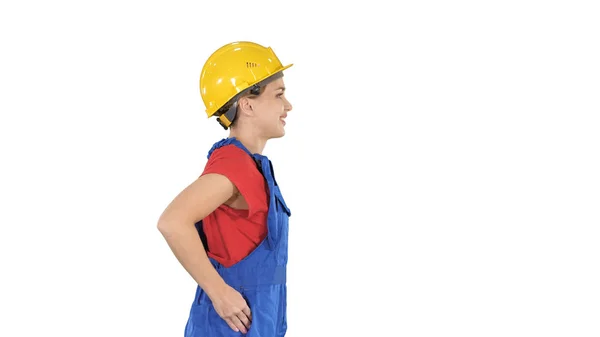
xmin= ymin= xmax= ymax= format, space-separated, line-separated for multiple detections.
xmin=210 ymin=284 xmax=252 ymax=334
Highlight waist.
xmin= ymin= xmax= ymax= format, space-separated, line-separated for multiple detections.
xmin=212 ymin=263 xmax=286 ymax=287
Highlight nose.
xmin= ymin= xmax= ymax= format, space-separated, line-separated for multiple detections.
xmin=283 ymin=96 xmax=292 ymax=112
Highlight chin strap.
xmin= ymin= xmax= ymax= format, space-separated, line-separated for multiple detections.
xmin=217 ymin=102 xmax=238 ymax=130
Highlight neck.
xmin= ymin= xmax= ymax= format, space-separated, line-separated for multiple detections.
xmin=228 ymin=128 xmax=268 ymax=154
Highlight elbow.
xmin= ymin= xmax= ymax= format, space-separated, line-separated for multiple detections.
xmin=157 ymin=221 xmax=179 ymax=239
xmin=157 ymin=220 xmax=168 ymax=234
xmin=157 ymin=214 xmax=175 ymax=235
xmin=157 ymin=213 xmax=192 ymax=237
xmin=157 ymin=207 xmax=201 ymax=236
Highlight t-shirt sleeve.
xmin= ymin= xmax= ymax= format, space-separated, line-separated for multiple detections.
xmin=201 ymin=145 xmax=263 ymax=218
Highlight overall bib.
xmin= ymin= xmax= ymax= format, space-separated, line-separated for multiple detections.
xmin=184 ymin=138 xmax=291 ymax=337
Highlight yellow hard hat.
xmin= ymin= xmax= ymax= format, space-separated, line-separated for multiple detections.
xmin=199 ymin=41 xmax=293 ymax=129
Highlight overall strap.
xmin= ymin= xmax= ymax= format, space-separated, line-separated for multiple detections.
xmin=206 ymin=137 xmax=254 ymax=159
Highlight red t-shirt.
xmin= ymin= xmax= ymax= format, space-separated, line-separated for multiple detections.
xmin=200 ymin=144 xmax=269 ymax=267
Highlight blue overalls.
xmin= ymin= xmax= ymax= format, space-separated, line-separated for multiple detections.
xmin=184 ymin=137 xmax=291 ymax=337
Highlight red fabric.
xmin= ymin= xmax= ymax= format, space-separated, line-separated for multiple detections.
xmin=200 ymin=144 xmax=269 ymax=267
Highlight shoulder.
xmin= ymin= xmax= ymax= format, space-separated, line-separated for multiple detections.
xmin=202 ymin=144 xmax=263 ymax=181
xmin=209 ymin=144 xmax=252 ymax=160
xmin=202 ymin=144 xmax=267 ymax=218
xmin=204 ymin=144 xmax=256 ymax=171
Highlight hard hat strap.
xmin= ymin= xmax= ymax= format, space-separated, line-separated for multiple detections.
xmin=217 ymin=101 xmax=238 ymax=130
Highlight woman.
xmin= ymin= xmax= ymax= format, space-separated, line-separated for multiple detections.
xmin=157 ymin=41 xmax=294 ymax=337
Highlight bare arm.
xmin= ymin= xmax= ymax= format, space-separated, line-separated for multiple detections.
xmin=157 ymin=173 xmax=236 ymax=299
xmin=158 ymin=172 xmax=253 ymax=333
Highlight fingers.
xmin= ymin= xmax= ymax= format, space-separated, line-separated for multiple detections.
xmin=213 ymin=286 xmax=253 ymax=333
xmin=224 ymin=318 xmax=238 ymax=332
xmin=225 ymin=306 xmax=251 ymax=333
xmin=228 ymin=315 xmax=248 ymax=334
xmin=242 ymin=306 xmax=252 ymax=322
xmin=237 ymin=309 xmax=251 ymax=329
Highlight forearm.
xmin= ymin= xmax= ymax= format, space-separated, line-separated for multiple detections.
xmin=159 ymin=223 xmax=226 ymax=298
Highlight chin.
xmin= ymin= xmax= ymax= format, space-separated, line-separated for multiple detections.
xmin=270 ymin=131 xmax=285 ymax=139
xmin=270 ymin=125 xmax=286 ymax=139
xmin=263 ymin=123 xmax=286 ymax=140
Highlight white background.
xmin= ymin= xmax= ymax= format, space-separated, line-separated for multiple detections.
xmin=1 ymin=0 xmax=599 ymax=336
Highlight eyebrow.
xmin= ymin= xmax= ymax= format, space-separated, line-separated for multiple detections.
xmin=275 ymin=86 xmax=286 ymax=92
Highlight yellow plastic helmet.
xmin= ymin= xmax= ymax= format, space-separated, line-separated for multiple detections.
xmin=199 ymin=41 xmax=293 ymax=129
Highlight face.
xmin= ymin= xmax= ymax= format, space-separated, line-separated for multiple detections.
xmin=242 ymin=77 xmax=293 ymax=139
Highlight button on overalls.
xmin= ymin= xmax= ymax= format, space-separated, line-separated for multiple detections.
xmin=184 ymin=138 xmax=291 ymax=337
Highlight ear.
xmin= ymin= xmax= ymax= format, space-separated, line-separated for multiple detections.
xmin=237 ymin=96 xmax=254 ymax=117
